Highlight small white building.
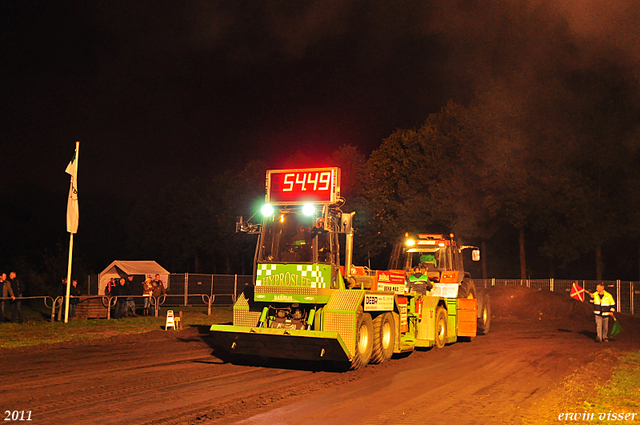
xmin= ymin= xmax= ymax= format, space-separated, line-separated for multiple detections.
xmin=98 ymin=260 xmax=170 ymax=295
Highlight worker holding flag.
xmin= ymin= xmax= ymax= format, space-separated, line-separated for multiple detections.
xmin=586 ymin=283 xmax=616 ymax=343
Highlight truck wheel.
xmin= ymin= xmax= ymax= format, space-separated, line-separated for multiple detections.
xmin=477 ymin=294 xmax=491 ymax=335
xmin=435 ymin=306 xmax=447 ymax=348
xmin=458 ymin=279 xmax=477 ymax=299
xmin=371 ymin=312 xmax=395 ymax=364
xmin=350 ymin=308 xmax=373 ymax=370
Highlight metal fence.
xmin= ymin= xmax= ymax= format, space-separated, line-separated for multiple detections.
xmin=76 ymin=275 xmax=639 ymax=316
xmin=166 ymin=274 xmax=253 ymax=306
xmin=475 ymin=279 xmax=639 ymax=316
xmin=84 ymin=273 xmax=253 ymax=307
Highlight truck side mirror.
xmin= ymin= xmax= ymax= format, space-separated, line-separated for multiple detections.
xmin=472 ymin=249 xmax=480 ymax=262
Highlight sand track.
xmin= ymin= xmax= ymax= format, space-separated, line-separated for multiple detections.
xmin=2 ymin=287 xmax=638 ymax=424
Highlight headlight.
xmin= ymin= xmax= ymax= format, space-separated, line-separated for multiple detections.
xmin=261 ymin=204 xmax=274 ymax=216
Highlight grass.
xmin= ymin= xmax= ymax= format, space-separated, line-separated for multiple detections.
xmin=579 ymin=351 xmax=640 ymax=422
xmin=523 ymin=349 xmax=640 ymax=424
xmin=0 ymin=304 xmax=232 ymax=349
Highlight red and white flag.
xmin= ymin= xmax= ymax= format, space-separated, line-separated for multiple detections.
xmin=570 ymin=282 xmax=585 ymax=302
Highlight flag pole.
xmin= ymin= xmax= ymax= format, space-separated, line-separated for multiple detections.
xmin=64 ymin=233 xmax=74 ymax=323
xmin=64 ymin=141 xmax=80 ymax=324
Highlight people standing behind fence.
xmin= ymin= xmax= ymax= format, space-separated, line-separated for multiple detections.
xmin=104 ymin=278 xmax=117 ymax=295
xmin=113 ymin=278 xmax=127 ymax=319
xmin=142 ymin=277 xmax=153 ymax=316
xmin=57 ymin=278 xmax=68 ymax=321
xmin=68 ymin=279 xmax=81 ymax=319
xmin=8 ymin=272 xmax=24 ymax=324
xmin=1 ymin=273 xmax=15 ymax=323
xmin=123 ymin=275 xmax=136 ymax=317
xmin=151 ymin=274 xmax=166 ymax=315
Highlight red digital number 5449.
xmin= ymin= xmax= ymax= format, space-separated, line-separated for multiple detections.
xmin=282 ymin=172 xmax=331 ymax=192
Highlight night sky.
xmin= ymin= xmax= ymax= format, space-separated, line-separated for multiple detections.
xmin=3 ymin=1 xmax=640 ymax=274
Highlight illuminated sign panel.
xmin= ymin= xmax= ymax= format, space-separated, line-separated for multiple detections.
xmin=266 ymin=168 xmax=340 ymax=205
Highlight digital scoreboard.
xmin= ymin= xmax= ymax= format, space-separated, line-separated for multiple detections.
xmin=266 ymin=167 xmax=341 ymax=205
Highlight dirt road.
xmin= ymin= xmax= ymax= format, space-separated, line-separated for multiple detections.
xmin=2 ymin=287 xmax=638 ymax=425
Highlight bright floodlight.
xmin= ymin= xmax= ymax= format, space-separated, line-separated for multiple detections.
xmin=302 ymin=203 xmax=315 ymax=216
xmin=261 ymin=204 xmax=274 ymax=216
xmin=406 ymin=239 xmax=416 ymax=247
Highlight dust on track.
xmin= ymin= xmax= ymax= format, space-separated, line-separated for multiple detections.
xmin=2 ymin=286 xmax=638 ymax=425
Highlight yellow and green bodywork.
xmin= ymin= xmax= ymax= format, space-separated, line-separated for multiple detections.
xmin=209 ymin=263 xmax=466 ymax=363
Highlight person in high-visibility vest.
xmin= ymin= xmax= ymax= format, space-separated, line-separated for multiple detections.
xmin=587 ymin=283 xmax=616 ymax=343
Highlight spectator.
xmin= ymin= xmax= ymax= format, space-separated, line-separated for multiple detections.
xmin=9 ymin=272 xmax=24 ymax=324
xmin=57 ymin=278 xmax=68 ymax=321
xmin=69 ymin=279 xmax=81 ymax=319
xmin=142 ymin=277 xmax=153 ymax=316
xmin=104 ymin=278 xmax=116 ymax=295
xmin=113 ymin=278 xmax=127 ymax=319
xmin=124 ymin=275 xmax=136 ymax=317
xmin=1 ymin=273 xmax=15 ymax=323
xmin=151 ymin=274 xmax=166 ymax=315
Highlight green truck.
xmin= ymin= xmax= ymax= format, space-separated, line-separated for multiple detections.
xmin=210 ymin=167 xmax=491 ymax=369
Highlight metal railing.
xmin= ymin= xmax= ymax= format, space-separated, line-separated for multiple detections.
xmin=166 ymin=273 xmax=253 ymax=306
xmin=1 ymin=296 xmax=63 ymax=322
xmin=11 ymin=276 xmax=636 ymax=321
xmin=475 ymin=279 xmax=639 ymax=316
xmin=52 ymin=295 xmax=218 ymax=320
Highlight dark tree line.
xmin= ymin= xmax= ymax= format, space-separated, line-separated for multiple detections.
xmin=357 ymin=62 xmax=640 ymax=280
xmin=4 ymin=58 xmax=640 ymax=294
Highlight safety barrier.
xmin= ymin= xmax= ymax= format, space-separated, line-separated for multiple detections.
xmin=475 ymin=279 xmax=639 ymax=316
xmin=0 ymin=294 xmax=217 ymax=322
xmin=166 ymin=274 xmax=252 ymax=306
xmin=5 ymin=278 xmax=638 ymax=320
xmin=1 ymin=296 xmax=63 ymax=322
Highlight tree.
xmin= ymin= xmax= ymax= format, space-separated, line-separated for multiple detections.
xmin=361 ymin=102 xmax=488 ymax=264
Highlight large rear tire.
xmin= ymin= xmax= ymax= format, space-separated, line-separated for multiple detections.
xmin=434 ymin=306 xmax=448 ymax=348
xmin=370 ymin=312 xmax=395 ymax=364
xmin=350 ymin=307 xmax=373 ymax=370
xmin=477 ymin=294 xmax=491 ymax=335
xmin=458 ymin=278 xmax=477 ymax=299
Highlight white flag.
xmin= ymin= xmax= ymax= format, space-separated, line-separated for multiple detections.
xmin=66 ymin=144 xmax=79 ymax=233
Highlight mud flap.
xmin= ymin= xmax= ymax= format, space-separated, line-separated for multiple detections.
xmin=209 ymin=325 xmax=351 ymax=362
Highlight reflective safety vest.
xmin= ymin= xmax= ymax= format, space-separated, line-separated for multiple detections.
xmin=593 ymin=290 xmax=616 ymax=316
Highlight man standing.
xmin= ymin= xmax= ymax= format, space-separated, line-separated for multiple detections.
xmin=1 ymin=273 xmax=15 ymax=323
xmin=588 ymin=283 xmax=616 ymax=343
xmin=152 ymin=274 xmax=165 ymax=292
xmin=125 ymin=275 xmax=136 ymax=317
xmin=9 ymin=272 xmax=24 ymax=323
xmin=113 ymin=278 xmax=127 ymax=319
xmin=105 ymin=278 xmax=116 ymax=295
xmin=69 ymin=279 xmax=81 ymax=318
xmin=151 ymin=274 xmax=166 ymax=316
